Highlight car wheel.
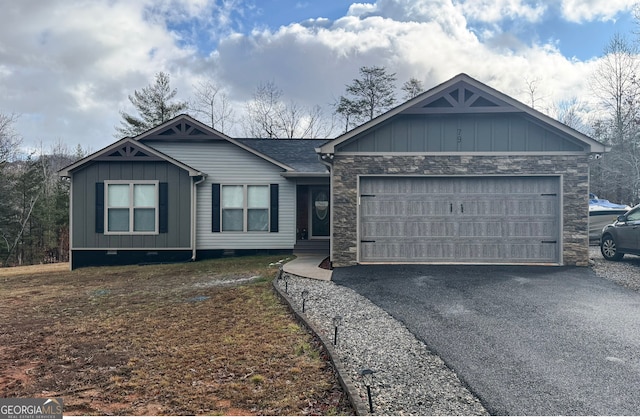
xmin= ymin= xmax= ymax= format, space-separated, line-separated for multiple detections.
xmin=601 ymin=235 xmax=624 ymax=261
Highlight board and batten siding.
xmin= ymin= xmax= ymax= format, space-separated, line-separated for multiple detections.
xmin=147 ymin=141 xmax=296 ymax=250
xmin=71 ymin=161 xmax=192 ymax=249
xmin=339 ymin=114 xmax=585 ymax=153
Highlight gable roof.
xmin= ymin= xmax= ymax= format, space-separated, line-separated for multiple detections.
xmin=136 ymin=114 xmax=296 ymax=172
xmin=236 ymin=139 xmax=329 ymax=174
xmin=57 ymin=137 xmax=204 ymax=177
xmin=319 ymin=73 xmax=609 ymax=154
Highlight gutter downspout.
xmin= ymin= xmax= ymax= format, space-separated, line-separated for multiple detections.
xmin=61 ymin=175 xmax=72 ymax=270
xmin=316 ymin=151 xmax=334 ymax=266
xmin=191 ymin=174 xmax=206 ymax=261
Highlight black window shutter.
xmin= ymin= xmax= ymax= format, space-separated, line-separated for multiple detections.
xmin=95 ymin=182 xmax=104 ymax=233
xmin=159 ymin=182 xmax=168 ymax=233
xmin=270 ymin=184 xmax=279 ymax=233
xmin=212 ymin=183 xmax=221 ymax=233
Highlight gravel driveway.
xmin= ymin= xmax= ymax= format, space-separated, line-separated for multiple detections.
xmin=328 ymin=248 xmax=640 ymax=415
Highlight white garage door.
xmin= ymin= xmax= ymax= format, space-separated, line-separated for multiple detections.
xmin=359 ymin=176 xmax=560 ymax=264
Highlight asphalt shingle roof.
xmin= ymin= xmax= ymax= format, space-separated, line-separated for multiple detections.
xmin=236 ymin=139 xmax=329 ymax=173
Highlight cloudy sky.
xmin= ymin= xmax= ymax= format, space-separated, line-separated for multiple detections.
xmin=0 ymin=0 xmax=638 ymax=153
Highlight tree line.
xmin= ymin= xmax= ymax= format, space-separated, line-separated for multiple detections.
xmin=0 ymin=114 xmax=83 ymax=266
xmin=588 ymin=32 xmax=640 ymax=205
xmin=116 ymin=66 xmax=425 ymax=139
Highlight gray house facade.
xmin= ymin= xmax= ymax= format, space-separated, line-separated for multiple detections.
xmin=59 ymin=117 xmax=330 ymax=269
xmin=319 ymin=74 xmax=608 ymax=267
xmin=60 ymin=73 xmax=607 ymax=269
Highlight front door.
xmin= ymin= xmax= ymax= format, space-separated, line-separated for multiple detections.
xmin=310 ymin=187 xmax=330 ymax=238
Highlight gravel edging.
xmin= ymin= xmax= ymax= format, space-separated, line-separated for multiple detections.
xmin=273 ymin=274 xmax=488 ymax=416
xmin=274 ymin=248 xmax=640 ymax=416
xmin=589 ymin=245 xmax=640 ymax=290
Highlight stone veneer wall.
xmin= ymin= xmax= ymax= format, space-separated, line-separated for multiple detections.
xmin=330 ymin=154 xmax=589 ymax=267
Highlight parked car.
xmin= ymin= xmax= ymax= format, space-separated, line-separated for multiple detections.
xmin=600 ymin=204 xmax=640 ymax=261
xmin=589 ymin=193 xmax=631 ymax=242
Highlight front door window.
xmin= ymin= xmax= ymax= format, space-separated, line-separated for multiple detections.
xmin=311 ymin=187 xmax=330 ymax=237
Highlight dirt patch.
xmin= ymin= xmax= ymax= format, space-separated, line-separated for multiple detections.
xmin=319 ymin=257 xmax=332 ymax=270
xmin=0 ymin=256 xmax=353 ymax=415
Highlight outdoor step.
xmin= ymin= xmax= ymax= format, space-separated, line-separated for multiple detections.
xmin=293 ymin=240 xmax=329 ymax=254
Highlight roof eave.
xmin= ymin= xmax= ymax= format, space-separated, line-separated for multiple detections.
xmin=57 ymin=137 xmax=205 ymax=178
xmin=281 ymin=172 xmax=330 ymax=178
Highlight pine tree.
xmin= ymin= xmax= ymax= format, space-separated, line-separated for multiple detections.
xmin=116 ymin=72 xmax=187 ymax=137
xmin=335 ymin=66 xmax=397 ymax=132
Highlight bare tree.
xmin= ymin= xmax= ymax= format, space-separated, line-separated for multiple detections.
xmin=551 ymin=97 xmax=589 ymax=134
xmin=189 ymin=80 xmax=235 ymax=132
xmin=245 ymin=81 xmax=282 ymax=138
xmin=245 ymin=81 xmax=331 ymax=138
xmin=523 ymin=76 xmax=549 ymax=110
xmin=0 ymin=112 xmax=21 ymax=165
xmin=589 ymin=33 xmax=640 ymax=147
xmin=588 ymin=34 xmax=640 ymax=205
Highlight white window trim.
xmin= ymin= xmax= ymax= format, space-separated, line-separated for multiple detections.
xmin=221 ymin=184 xmax=270 ymax=233
xmin=104 ymin=180 xmax=159 ymax=235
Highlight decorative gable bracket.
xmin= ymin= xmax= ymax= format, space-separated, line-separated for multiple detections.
xmin=404 ymin=81 xmax=519 ymax=115
xmin=156 ymin=121 xmax=209 ymax=137
xmin=95 ymin=141 xmax=163 ymax=162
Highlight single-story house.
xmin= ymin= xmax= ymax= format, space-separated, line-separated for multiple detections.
xmin=59 ymin=73 xmax=608 ymax=269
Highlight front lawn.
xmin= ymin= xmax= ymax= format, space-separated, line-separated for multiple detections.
xmin=0 ymin=256 xmax=352 ymax=415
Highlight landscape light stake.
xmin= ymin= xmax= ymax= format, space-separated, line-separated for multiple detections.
xmin=332 ymin=315 xmax=343 ymax=346
xmin=360 ymin=368 xmax=375 ymax=414
xmin=301 ymin=290 xmax=309 ymax=313
xmin=283 ymin=274 xmax=288 ymax=294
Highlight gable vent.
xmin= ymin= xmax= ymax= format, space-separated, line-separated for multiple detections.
xmin=159 ymin=128 xmax=176 ymax=136
xmin=96 ymin=142 xmax=161 ymax=162
xmin=470 ymin=96 xmax=499 ymax=107
xmin=424 ymin=97 xmax=454 ymax=108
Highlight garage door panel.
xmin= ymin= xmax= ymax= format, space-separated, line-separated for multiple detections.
xmin=506 ymin=199 xmax=557 ymax=216
xmin=458 ymin=221 xmax=503 ymax=237
xmin=362 ymin=198 xmax=452 ymax=216
xmin=362 ymin=241 xmax=457 ymax=261
xmin=359 ymin=176 xmax=560 ymax=264
xmin=507 ymin=221 xmax=558 ymax=237
xmin=507 ymin=242 xmax=558 ymax=260
xmin=361 ymin=220 xmax=456 ymax=238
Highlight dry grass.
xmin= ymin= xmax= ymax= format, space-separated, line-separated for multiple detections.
xmin=0 ymin=256 xmax=353 ymax=415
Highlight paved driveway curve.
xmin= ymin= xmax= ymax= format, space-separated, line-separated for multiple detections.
xmin=332 ymin=265 xmax=640 ymax=415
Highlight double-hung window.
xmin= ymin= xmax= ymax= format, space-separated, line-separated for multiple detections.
xmin=105 ymin=181 xmax=158 ymax=234
xmin=221 ymin=185 xmax=270 ymax=232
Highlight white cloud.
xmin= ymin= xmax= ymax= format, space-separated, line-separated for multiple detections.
xmin=0 ymin=0 xmax=630 ymax=151
xmin=456 ymin=0 xmax=547 ymax=23
xmin=560 ymin=0 xmax=636 ymax=22
xmin=215 ymin=0 xmax=597 ymax=121
xmin=0 ymin=0 xmax=207 ymax=149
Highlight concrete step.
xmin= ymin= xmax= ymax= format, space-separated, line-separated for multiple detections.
xmin=294 ymin=239 xmax=329 ymax=254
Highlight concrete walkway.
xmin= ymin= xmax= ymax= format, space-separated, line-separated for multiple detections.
xmin=283 ymin=254 xmax=331 ymax=280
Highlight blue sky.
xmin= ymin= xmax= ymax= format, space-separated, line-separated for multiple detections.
xmin=0 ymin=0 xmax=638 ymax=151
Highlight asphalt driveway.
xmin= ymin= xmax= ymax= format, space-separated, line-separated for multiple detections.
xmin=332 ymin=265 xmax=640 ymax=415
